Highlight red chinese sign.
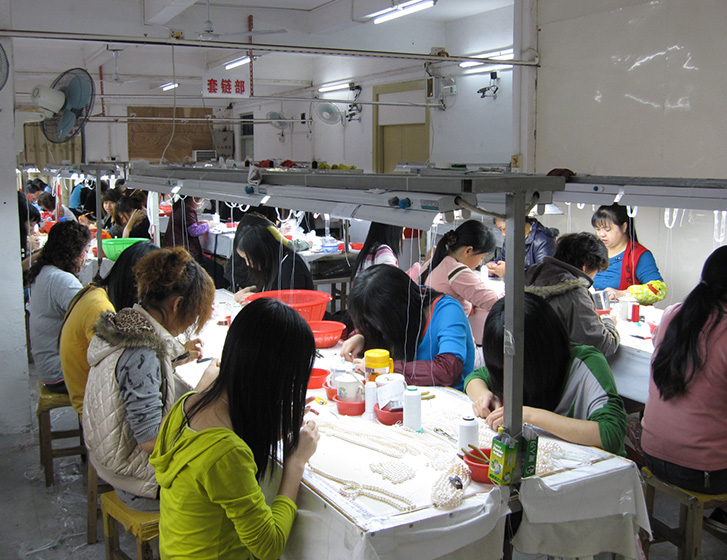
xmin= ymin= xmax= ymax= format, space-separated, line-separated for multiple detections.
xmin=203 ymin=74 xmax=250 ymax=98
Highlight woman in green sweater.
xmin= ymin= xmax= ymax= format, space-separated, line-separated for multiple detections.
xmin=151 ymin=298 xmax=319 ymax=560
xmin=464 ymin=293 xmax=626 ymax=456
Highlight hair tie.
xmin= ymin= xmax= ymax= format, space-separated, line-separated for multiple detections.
xmin=444 ymin=231 xmax=458 ymax=247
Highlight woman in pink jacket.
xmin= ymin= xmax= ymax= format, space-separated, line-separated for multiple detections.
xmin=418 ymin=220 xmax=500 ymax=345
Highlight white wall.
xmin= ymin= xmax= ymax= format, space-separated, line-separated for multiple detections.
xmin=535 ymin=0 xmax=727 ymax=304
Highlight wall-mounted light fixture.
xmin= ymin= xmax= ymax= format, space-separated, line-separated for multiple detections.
xmin=318 ymin=81 xmax=353 ymax=93
xmin=366 ymin=0 xmax=437 ymax=25
xmin=459 ymin=48 xmax=514 ymax=73
xmin=160 ymin=82 xmax=179 ymax=91
xmin=224 ymin=56 xmax=251 ymax=70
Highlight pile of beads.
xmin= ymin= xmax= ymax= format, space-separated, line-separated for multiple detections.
xmin=370 ymin=461 xmax=416 ymax=484
xmin=431 ymin=459 xmax=471 ymax=509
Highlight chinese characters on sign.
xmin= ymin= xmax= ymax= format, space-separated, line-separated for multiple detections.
xmin=202 ymin=75 xmax=250 ymax=98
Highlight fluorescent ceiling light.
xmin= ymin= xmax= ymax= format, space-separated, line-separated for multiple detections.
xmin=373 ymin=0 xmax=436 ymax=24
xmin=161 ymin=82 xmax=179 ymax=91
xmin=459 ymin=48 xmax=514 ymax=69
xmin=224 ymin=56 xmax=250 ymax=70
xmin=318 ymin=81 xmax=351 ymax=93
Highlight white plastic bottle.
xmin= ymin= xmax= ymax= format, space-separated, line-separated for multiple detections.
xmin=403 ymin=386 xmax=422 ymax=431
xmin=364 ymin=381 xmax=377 ymax=419
xmin=458 ymin=416 xmax=479 ymax=453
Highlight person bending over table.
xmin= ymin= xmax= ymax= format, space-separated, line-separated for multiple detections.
xmin=464 ymin=293 xmax=626 ymax=455
xmin=83 ymin=248 xmax=215 ymax=509
xmin=60 ymin=241 xmax=160 ymax=414
xmin=485 ymin=216 xmax=559 ymax=278
xmin=641 ymin=246 xmax=727 ymax=529
xmin=418 ymin=220 xmax=500 ymax=346
xmin=151 ymin=297 xmax=319 ymax=560
xmin=28 ymin=221 xmax=92 ymax=393
xmin=108 ymin=195 xmax=151 ymax=239
xmin=233 ymin=223 xmax=313 ymax=304
xmin=342 ymin=265 xmax=475 ymax=391
xmin=591 ymin=203 xmax=666 ymax=305
xmin=525 ymin=232 xmax=620 ymax=357
xmin=349 ymin=222 xmax=402 ymax=281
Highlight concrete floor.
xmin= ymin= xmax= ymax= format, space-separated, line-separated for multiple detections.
xmin=2 ymin=366 xmax=726 ymax=559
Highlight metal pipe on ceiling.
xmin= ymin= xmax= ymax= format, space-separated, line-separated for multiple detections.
xmin=0 ymin=29 xmax=539 ymax=67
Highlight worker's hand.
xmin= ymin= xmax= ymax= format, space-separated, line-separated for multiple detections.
xmin=184 ymin=337 xmax=204 ymax=361
xmin=472 ymin=392 xmax=499 ymax=419
xmin=340 ymin=334 xmax=365 ymax=362
xmin=605 ymin=287 xmax=628 ymax=301
xmin=485 ymin=261 xmax=506 ymax=278
xmin=485 ymin=406 xmax=505 ymax=430
xmin=128 ymin=208 xmax=146 ymax=226
xmin=289 ymin=420 xmax=320 ymax=465
xmin=234 ymin=286 xmax=257 ymax=304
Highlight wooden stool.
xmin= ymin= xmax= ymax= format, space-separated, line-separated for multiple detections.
xmin=88 ymin=461 xmax=113 ymax=544
xmin=642 ymin=466 xmax=727 ymax=559
xmin=100 ymin=491 xmax=159 ymax=560
xmin=36 ymin=381 xmax=85 ymax=486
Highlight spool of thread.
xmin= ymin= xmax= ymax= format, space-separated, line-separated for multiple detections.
xmin=458 ymin=416 xmax=479 ymax=453
xmin=364 ymin=381 xmax=377 ymax=418
xmin=375 ymin=373 xmax=405 ymax=388
xmin=403 ymin=386 xmax=422 ymax=431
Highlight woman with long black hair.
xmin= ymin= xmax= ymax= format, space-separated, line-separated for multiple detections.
xmin=418 ymin=220 xmax=500 ymax=345
xmin=343 ymin=265 xmax=476 ymax=390
xmin=151 ymin=298 xmax=319 ymax=560
xmin=349 ymin=222 xmax=402 ymax=281
xmin=641 ymin=246 xmax=727 ymax=512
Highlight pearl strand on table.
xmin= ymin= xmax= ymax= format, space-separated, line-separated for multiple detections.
xmin=370 ymin=461 xmax=415 ymax=484
xmin=308 ymin=464 xmax=417 ymax=512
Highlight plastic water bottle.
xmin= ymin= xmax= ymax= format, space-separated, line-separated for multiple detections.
xmin=403 ymin=386 xmax=422 ymax=431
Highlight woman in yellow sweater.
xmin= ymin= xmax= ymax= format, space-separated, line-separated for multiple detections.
xmin=151 ymin=297 xmax=319 ymax=560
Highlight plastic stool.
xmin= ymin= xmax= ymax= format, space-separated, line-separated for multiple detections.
xmin=100 ymin=491 xmax=159 ymax=560
xmin=87 ymin=461 xmax=113 ymax=544
xmin=36 ymin=381 xmax=85 ymax=486
xmin=642 ymin=466 xmax=727 ymax=559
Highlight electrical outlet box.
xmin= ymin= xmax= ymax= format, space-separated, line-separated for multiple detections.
xmin=442 ymin=85 xmax=458 ymax=96
xmin=170 ymin=29 xmax=184 ymax=40
xmin=511 ymin=154 xmax=521 ymax=169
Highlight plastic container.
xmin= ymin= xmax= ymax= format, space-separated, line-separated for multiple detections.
xmin=43 ymin=221 xmax=57 ymax=233
xmin=403 ymin=386 xmax=422 ymax=431
xmin=350 ymin=242 xmax=364 ymax=251
xmin=463 ymin=448 xmax=491 ymax=483
xmin=101 ymin=238 xmax=149 ymax=261
xmin=332 ymin=396 xmax=365 ymax=416
xmin=374 ymin=403 xmax=403 ymax=425
xmin=307 ymin=367 xmax=329 ymax=389
xmin=308 ymin=321 xmax=345 ymax=348
xmin=322 ymin=380 xmax=337 ymax=400
xmin=364 ymin=349 xmax=394 ymax=381
xmin=245 ymin=290 xmax=331 ymax=322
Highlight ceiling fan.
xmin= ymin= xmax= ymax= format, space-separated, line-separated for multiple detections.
xmin=197 ymin=0 xmax=287 ymax=41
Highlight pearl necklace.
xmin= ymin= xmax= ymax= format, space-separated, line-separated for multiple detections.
xmin=317 ymin=423 xmax=408 ymax=458
xmin=370 ymin=461 xmax=415 ymax=484
xmin=308 ymin=464 xmax=416 ymax=512
xmin=431 ymin=459 xmax=471 ymax=509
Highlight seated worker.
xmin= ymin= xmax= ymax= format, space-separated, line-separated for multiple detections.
xmin=525 ymin=232 xmax=620 ymax=357
xmin=233 ymin=223 xmax=313 ymax=304
xmin=38 ymin=192 xmax=78 ymax=222
xmin=163 ymin=196 xmax=227 ymax=289
xmin=349 ymin=222 xmax=403 ymax=281
xmin=464 ymin=293 xmax=626 ymax=455
xmin=486 ymin=216 xmax=559 ymax=278
xmin=641 ymin=246 xmax=727 ymax=531
xmin=60 ymin=241 xmax=160 ymax=414
xmin=591 ymin=203 xmax=666 ymax=305
xmin=27 ymin=221 xmax=92 ymax=392
xmin=223 ymin=209 xmax=279 ymax=293
xmin=18 ymin=191 xmax=41 ymax=263
xmin=108 ymin=195 xmax=151 ymax=239
xmin=151 ymin=298 xmax=319 ymax=560
xmin=342 ymin=265 xmax=475 ymax=391
xmin=83 ymin=248 xmax=215 ymax=508
xmin=419 ymin=220 xmax=500 ymax=346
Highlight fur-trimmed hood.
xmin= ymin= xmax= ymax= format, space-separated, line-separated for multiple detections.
xmin=88 ymin=304 xmax=182 ymax=369
xmin=524 ymin=257 xmax=593 ymax=300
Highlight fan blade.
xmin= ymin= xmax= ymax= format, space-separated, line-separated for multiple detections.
xmin=65 ymin=75 xmax=92 ymax=110
xmin=56 ymin=110 xmax=78 ymax=140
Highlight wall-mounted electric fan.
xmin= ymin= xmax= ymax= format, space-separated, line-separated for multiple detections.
xmin=31 ymin=67 xmax=95 ymax=143
xmin=316 ymin=102 xmax=342 ymax=125
xmin=0 ymin=43 xmax=8 ymax=92
xmin=266 ymin=111 xmax=289 ymax=129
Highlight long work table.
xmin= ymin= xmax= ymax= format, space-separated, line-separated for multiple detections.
xmin=171 ymin=290 xmax=650 ymax=560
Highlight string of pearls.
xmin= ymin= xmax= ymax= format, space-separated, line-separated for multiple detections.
xmin=308 ymin=464 xmax=416 ymax=512
xmin=431 ymin=459 xmax=471 ymax=509
xmin=370 ymin=461 xmax=415 ymax=484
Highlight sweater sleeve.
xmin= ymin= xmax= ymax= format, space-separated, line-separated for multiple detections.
xmin=627 ymin=251 xmax=667 ymax=305
xmin=449 ymin=266 xmax=500 ymax=314
xmin=186 ymin=221 xmax=209 ymax=237
xmin=203 ymin=448 xmax=297 ymax=560
xmin=571 ymin=289 xmax=620 ymax=357
xmin=463 ymin=366 xmax=492 ymax=392
xmin=394 ymin=354 xmax=463 ymax=387
xmin=115 ymin=347 xmax=163 ymax=445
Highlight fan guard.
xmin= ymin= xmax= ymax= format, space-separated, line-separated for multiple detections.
xmin=33 ymin=68 xmax=95 ymax=144
xmin=0 ymin=43 xmax=8 ymax=92
xmin=266 ymin=111 xmax=289 ymax=130
xmin=316 ymin=102 xmax=342 ymax=125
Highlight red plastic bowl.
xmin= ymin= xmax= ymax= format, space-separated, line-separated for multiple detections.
xmin=374 ymin=403 xmax=403 ymax=426
xmin=246 ymin=290 xmax=331 ymax=322
xmin=350 ymin=242 xmax=364 ymax=251
xmin=308 ymin=321 xmax=345 ymax=348
xmin=159 ymin=205 xmax=173 ymax=217
xmin=323 ymin=380 xmax=337 ymax=400
xmin=332 ymin=396 xmax=365 ymax=416
xmin=307 ymin=367 xmax=329 ymax=389
xmin=595 ymin=309 xmax=611 ymax=316
xmin=463 ymin=448 xmax=491 ymax=483
xmin=43 ymin=220 xmax=57 ymax=233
